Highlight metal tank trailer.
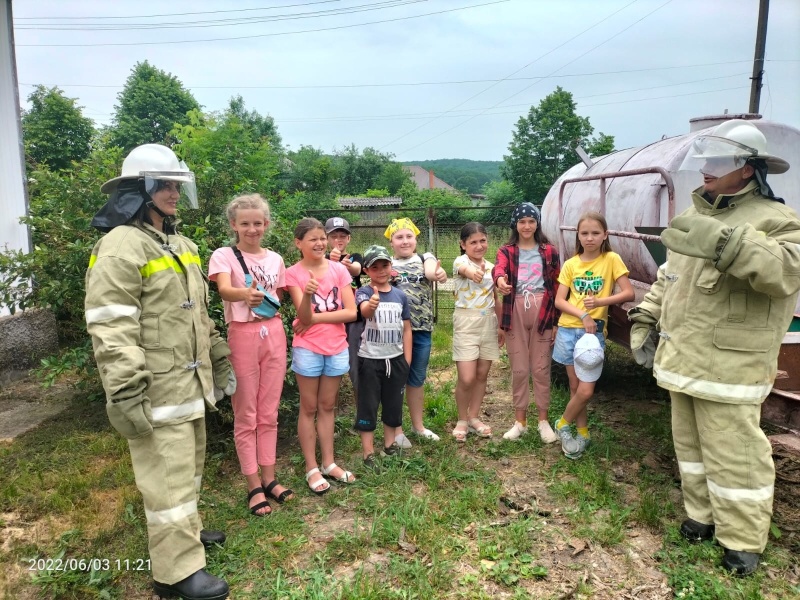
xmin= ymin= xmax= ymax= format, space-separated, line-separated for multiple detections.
xmin=540 ymin=113 xmax=800 ymax=433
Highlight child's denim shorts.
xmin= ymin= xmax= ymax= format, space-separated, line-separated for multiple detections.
xmin=291 ymin=347 xmax=349 ymax=377
xmin=407 ymin=330 xmax=432 ymax=388
xmin=552 ymin=323 xmax=605 ymax=366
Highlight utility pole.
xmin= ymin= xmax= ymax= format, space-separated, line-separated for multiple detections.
xmin=748 ymin=0 xmax=769 ymax=114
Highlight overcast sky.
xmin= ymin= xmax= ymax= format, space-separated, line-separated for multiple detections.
xmin=10 ymin=0 xmax=800 ymax=161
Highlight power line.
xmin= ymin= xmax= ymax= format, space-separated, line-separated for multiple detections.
xmin=43 ymin=83 xmax=752 ymax=125
xmin=264 ymin=74 xmax=752 ymax=122
xmin=13 ymin=0 xmax=344 ymax=20
xmin=15 ymin=0 xmax=508 ymax=47
xmin=378 ymin=0 xmax=641 ymax=151
xmin=395 ymin=0 xmax=674 ymax=156
xmin=281 ymin=84 xmax=752 ymax=122
xmin=576 ymin=85 xmax=749 ymax=108
xmin=18 ymin=60 xmax=759 ymax=91
xmin=15 ymin=0 xmax=426 ymax=31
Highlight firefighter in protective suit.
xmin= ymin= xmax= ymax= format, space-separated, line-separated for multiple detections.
xmin=628 ymin=120 xmax=800 ymax=576
xmin=85 ymin=144 xmax=235 ymax=599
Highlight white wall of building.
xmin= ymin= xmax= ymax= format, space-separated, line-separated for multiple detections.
xmin=0 ymin=0 xmax=30 ymax=314
xmin=0 ymin=0 xmax=29 ymax=254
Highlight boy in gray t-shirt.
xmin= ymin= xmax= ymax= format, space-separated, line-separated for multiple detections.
xmin=354 ymin=245 xmax=412 ymax=469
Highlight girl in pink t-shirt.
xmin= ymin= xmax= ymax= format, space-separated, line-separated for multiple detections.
xmin=208 ymin=194 xmax=290 ymax=517
xmin=285 ymin=218 xmax=357 ymax=494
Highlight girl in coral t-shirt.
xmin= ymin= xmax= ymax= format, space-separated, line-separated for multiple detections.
xmin=285 ymin=218 xmax=357 ymax=494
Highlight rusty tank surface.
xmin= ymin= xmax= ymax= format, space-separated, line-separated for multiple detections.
xmin=540 ymin=113 xmax=800 ymax=433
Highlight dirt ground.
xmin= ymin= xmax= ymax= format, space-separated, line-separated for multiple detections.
xmin=2 ymin=363 xmax=800 ymax=599
xmin=424 ymin=359 xmax=799 ymax=597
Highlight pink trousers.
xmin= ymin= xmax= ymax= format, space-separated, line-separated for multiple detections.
xmin=506 ymin=292 xmax=553 ymax=412
xmin=228 ymin=318 xmax=287 ymax=475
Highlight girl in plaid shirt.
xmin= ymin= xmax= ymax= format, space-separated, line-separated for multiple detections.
xmin=492 ymin=203 xmax=562 ymax=443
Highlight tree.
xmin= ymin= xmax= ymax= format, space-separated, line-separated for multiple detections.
xmin=282 ymin=145 xmax=336 ymax=194
xmin=227 ymin=95 xmax=282 ymax=151
xmin=375 ymin=161 xmax=411 ymax=195
xmin=109 ymin=61 xmax=200 ymax=152
xmin=394 ymin=181 xmax=479 ymax=225
xmin=587 ymin=132 xmax=615 ymax=157
xmin=453 ymin=174 xmax=479 ymax=193
xmin=402 ymin=159 xmax=502 ymax=194
xmin=0 ymin=146 xmax=122 ymax=338
xmin=476 ymin=180 xmax=521 ymax=224
xmin=21 ymin=86 xmax=95 ymax=170
xmin=171 ymin=106 xmax=281 ymax=229
xmin=332 ymin=145 xmax=393 ymax=196
xmin=501 ymin=87 xmax=615 ymax=202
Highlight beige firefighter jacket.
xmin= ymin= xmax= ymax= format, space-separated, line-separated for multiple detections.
xmin=631 ymin=181 xmax=800 ymax=404
xmin=85 ymin=223 xmax=231 ymax=431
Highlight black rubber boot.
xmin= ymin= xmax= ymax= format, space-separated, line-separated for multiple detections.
xmin=679 ymin=518 xmax=715 ymax=543
xmin=153 ymin=569 xmax=229 ymax=600
xmin=722 ymin=549 xmax=760 ymax=576
xmin=200 ymin=529 xmax=226 ymax=548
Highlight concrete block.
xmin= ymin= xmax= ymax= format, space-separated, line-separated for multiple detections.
xmin=0 ymin=308 xmax=59 ymax=382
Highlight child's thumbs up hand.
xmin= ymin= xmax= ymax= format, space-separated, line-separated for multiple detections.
xmin=434 ymin=258 xmax=447 ymax=283
xmin=244 ymin=278 xmax=265 ymax=307
xmin=583 ymin=289 xmax=597 ymax=310
xmin=495 ymin=274 xmax=512 ymax=295
xmin=304 ymin=270 xmax=319 ymax=295
xmin=368 ymin=285 xmax=381 ymax=309
xmin=470 ymin=261 xmax=485 ymax=284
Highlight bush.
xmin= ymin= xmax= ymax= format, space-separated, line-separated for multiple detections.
xmin=1 ymin=148 xmax=122 ymax=342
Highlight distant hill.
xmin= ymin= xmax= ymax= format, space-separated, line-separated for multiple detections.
xmin=401 ymin=159 xmax=503 ymax=194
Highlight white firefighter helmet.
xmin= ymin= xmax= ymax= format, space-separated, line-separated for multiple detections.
xmin=100 ymin=144 xmax=198 ymax=207
xmin=680 ymin=119 xmax=789 ymax=177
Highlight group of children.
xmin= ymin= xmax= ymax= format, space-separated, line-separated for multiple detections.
xmin=209 ymin=194 xmax=634 ymax=514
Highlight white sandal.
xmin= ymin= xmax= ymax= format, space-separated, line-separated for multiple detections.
xmin=305 ymin=467 xmax=330 ymax=495
xmin=452 ymin=420 xmax=468 ymax=443
xmin=321 ymin=462 xmax=356 ymax=483
xmin=468 ymin=418 xmax=492 ymax=438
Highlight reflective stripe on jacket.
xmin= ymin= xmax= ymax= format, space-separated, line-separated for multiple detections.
xmin=636 ymin=182 xmax=800 ymax=404
xmin=85 ymin=223 xmax=230 ymax=425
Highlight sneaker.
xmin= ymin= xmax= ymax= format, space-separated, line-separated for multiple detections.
xmin=394 ymin=433 xmax=413 ymax=449
xmin=537 ymin=420 xmax=559 ymax=444
xmin=503 ymin=421 xmax=528 ymax=440
xmin=381 ymin=442 xmax=402 ymax=457
xmin=363 ymin=453 xmax=380 ymax=473
xmin=572 ymin=435 xmax=591 ymax=458
xmin=411 ymin=427 xmax=440 ymax=442
xmin=553 ymin=421 xmax=583 ymax=459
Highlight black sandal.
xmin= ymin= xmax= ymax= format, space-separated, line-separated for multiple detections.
xmin=264 ymin=480 xmax=295 ymax=504
xmin=247 ymin=487 xmax=271 ymax=516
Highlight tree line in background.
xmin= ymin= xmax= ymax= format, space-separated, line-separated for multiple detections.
xmin=400 ymin=159 xmax=503 ymax=194
xmin=6 ymin=60 xmax=615 ymax=360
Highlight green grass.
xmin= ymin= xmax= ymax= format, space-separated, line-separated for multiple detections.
xmin=1 ymin=331 xmax=799 ymax=599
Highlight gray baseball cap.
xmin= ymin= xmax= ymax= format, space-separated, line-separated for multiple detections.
xmin=325 ymin=217 xmax=351 ymax=234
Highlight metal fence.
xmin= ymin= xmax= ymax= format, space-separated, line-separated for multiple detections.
xmin=309 ymin=205 xmax=515 ymax=323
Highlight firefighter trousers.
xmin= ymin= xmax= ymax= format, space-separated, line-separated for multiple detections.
xmin=128 ymin=418 xmax=207 ymax=584
xmin=670 ymin=391 xmax=774 ymax=553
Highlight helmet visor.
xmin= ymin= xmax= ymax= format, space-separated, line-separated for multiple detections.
xmin=679 ymin=136 xmax=754 ymax=178
xmin=141 ymin=169 xmax=198 ymax=209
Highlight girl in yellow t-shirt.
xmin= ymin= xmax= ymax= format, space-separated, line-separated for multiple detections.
xmin=552 ymin=212 xmax=634 ymax=459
